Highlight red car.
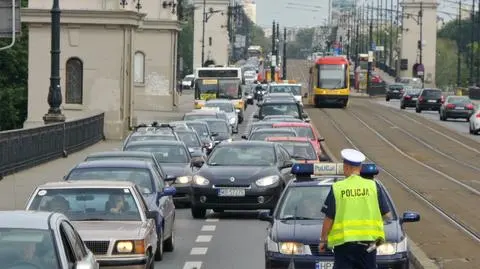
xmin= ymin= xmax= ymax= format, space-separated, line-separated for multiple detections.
xmin=271 ymin=122 xmax=324 ymax=155
xmin=265 ymin=137 xmax=320 ymax=163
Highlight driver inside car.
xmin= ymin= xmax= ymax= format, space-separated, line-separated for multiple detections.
xmin=296 ymin=193 xmax=321 ymax=219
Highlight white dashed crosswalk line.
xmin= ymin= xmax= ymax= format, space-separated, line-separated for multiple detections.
xmin=196 ymin=235 xmax=213 ymax=243
xmin=183 ymin=261 xmax=203 ymax=269
xmin=190 ymin=247 xmax=208 ymax=255
xmin=201 ymin=225 xmax=216 ymax=232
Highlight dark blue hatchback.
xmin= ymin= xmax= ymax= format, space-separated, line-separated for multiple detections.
xmin=259 ymin=163 xmax=420 ymax=269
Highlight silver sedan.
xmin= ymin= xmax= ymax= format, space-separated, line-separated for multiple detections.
xmin=204 ymin=100 xmax=239 ymax=133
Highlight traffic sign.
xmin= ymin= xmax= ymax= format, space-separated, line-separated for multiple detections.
xmin=371 ymin=42 xmax=376 ymax=51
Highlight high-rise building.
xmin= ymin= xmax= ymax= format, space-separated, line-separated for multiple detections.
xmin=243 ymin=0 xmax=256 ymax=23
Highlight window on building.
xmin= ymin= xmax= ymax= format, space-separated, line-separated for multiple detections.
xmin=134 ymin=51 xmax=145 ymax=84
xmin=65 ymin=57 xmax=83 ymax=104
xmin=209 ymin=37 xmax=212 ymax=46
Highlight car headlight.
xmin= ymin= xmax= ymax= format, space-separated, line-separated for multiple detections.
xmin=278 ymin=242 xmax=312 ymax=255
xmin=377 ymin=237 xmax=408 ymax=256
xmin=193 ymin=175 xmax=210 ymax=185
xmin=176 ymin=176 xmax=192 ymax=184
xmin=115 ymin=240 xmax=145 ymax=254
xmin=225 ymin=138 xmax=232 ymax=143
xmin=229 ymin=117 xmax=236 ymax=124
xmin=256 ymin=175 xmax=280 ymax=186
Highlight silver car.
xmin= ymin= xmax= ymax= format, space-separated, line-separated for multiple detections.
xmin=0 ymin=210 xmax=98 ymax=269
xmin=204 ymin=100 xmax=239 ymax=133
xmin=26 ymin=181 xmax=158 ymax=269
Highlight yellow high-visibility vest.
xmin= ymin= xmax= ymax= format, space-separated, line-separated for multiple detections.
xmin=327 ymin=175 xmax=385 ymax=248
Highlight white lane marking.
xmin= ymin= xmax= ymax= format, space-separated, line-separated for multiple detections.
xmin=190 ymin=247 xmax=208 ymax=255
xmin=183 ymin=261 xmax=203 ymax=269
xmin=205 ymin=218 xmax=219 ymax=222
xmin=201 ymin=225 xmax=216 ymax=232
xmin=195 ymin=235 xmax=213 ymax=243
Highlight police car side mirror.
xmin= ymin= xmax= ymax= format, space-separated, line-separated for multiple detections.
xmin=401 ymin=211 xmax=420 ymax=223
xmin=258 ymin=211 xmax=273 ymax=223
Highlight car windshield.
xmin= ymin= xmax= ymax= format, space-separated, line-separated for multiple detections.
xmin=205 ymin=121 xmax=229 ymax=134
xmin=406 ymin=89 xmax=421 ymax=95
xmin=269 ymin=85 xmax=301 ymax=95
xmin=28 ymin=188 xmax=141 ymax=221
xmin=283 ymin=126 xmax=314 ymax=139
xmin=249 ymin=124 xmax=273 ymax=134
xmin=205 ymin=103 xmax=234 ymax=112
xmin=125 ymin=144 xmax=189 ymax=163
xmin=218 ymin=79 xmax=242 ymax=99
xmin=250 ymin=130 xmax=297 ymax=141
xmin=0 ymin=228 xmax=59 ymax=269
xmin=129 ymin=135 xmax=176 ymax=142
xmin=177 ymin=132 xmax=201 ymax=148
xmin=423 ymin=90 xmax=441 ymax=98
xmin=448 ymin=96 xmax=470 ymax=105
xmin=208 ymin=145 xmax=275 ymax=166
xmin=86 ymin=156 xmax=152 ymax=162
xmin=261 ymin=104 xmax=300 ymax=118
xmin=277 ymin=186 xmax=331 ymax=220
xmin=186 ymin=123 xmax=210 ymax=138
xmin=184 ymin=114 xmax=217 ymax=121
xmin=276 ymin=141 xmax=317 ymax=160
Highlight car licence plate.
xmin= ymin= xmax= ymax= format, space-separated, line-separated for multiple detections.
xmin=455 ymin=107 xmax=465 ymax=110
xmin=412 ymin=98 xmax=418 ymax=100
xmin=428 ymin=100 xmax=437 ymax=103
xmin=393 ymin=90 xmax=399 ymax=93
xmin=316 ymin=261 xmax=334 ymax=269
xmin=218 ymin=188 xmax=245 ymax=197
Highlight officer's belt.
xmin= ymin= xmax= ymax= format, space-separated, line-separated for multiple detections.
xmin=343 ymin=241 xmax=373 ymax=246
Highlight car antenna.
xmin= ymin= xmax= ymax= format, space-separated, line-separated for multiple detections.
xmin=287 ymin=206 xmax=297 ymax=269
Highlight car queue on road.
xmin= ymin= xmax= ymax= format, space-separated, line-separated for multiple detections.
xmin=0 ymin=78 xmax=422 ymax=269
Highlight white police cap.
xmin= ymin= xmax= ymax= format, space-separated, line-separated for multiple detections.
xmin=341 ymin=149 xmax=366 ymax=166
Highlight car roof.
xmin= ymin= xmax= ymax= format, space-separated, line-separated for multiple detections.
xmin=86 ymin=151 xmax=154 ymax=158
xmin=0 ymin=211 xmax=56 ymax=230
xmin=201 ymin=118 xmax=227 ymax=123
xmin=37 ymin=180 xmax=136 ymax=189
xmin=131 ymin=130 xmax=175 ymax=137
xmin=262 ymin=99 xmax=298 ymax=104
xmin=266 ymin=137 xmax=310 ymax=142
xmin=125 ymin=140 xmax=185 ymax=147
xmin=216 ymin=140 xmax=275 ymax=147
xmin=272 ymin=122 xmax=310 ymax=127
xmin=252 ymin=128 xmax=295 ymax=133
xmin=184 ymin=120 xmax=208 ymax=125
xmin=74 ymin=160 xmax=152 ymax=169
xmin=266 ymin=93 xmax=294 ymax=97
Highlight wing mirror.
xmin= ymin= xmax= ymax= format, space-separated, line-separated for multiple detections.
xmin=258 ymin=210 xmax=273 ymax=223
xmin=282 ymin=160 xmax=293 ymax=169
xmin=317 ymin=137 xmax=325 ymax=142
xmin=158 ymin=186 xmax=176 ymax=199
xmin=241 ymin=135 xmax=247 ymax=140
xmin=192 ymin=159 xmax=204 ymax=168
xmin=401 ymin=211 xmax=420 ymax=223
xmin=146 ymin=210 xmax=158 ymax=219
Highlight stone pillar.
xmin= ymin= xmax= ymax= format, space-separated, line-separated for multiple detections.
xmin=400 ymin=0 xmax=438 ymax=87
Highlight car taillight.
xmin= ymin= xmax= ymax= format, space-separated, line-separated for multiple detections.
xmin=441 ymin=96 xmax=445 ymax=103
xmin=476 ymin=113 xmax=480 ymax=118
xmin=466 ymin=104 xmax=474 ymax=110
xmin=404 ymin=95 xmax=411 ymax=99
xmin=418 ymin=96 xmax=424 ymax=102
xmin=446 ymin=104 xmax=455 ymax=109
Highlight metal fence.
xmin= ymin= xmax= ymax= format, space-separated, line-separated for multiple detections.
xmin=0 ymin=113 xmax=105 ymax=178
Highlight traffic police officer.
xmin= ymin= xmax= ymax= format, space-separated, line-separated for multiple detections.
xmin=319 ymin=149 xmax=392 ymax=269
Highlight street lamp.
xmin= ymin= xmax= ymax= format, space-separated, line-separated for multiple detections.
xmin=43 ymin=0 xmax=65 ymax=124
xmin=201 ymin=0 xmax=222 ymax=66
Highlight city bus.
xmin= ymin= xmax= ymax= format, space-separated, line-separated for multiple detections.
xmin=307 ymin=56 xmax=350 ymax=108
xmin=193 ymin=67 xmax=245 ymax=123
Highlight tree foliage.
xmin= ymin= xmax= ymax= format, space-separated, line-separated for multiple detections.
xmin=179 ymin=14 xmax=194 ymax=75
xmin=286 ymin=28 xmax=315 ymax=59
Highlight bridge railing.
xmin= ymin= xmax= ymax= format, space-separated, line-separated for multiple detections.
xmin=0 ymin=113 xmax=105 ymax=178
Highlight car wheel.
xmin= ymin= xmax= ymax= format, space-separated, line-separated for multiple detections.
xmin=164 ymin=228 xmax=175 ymax=252
xmin=400 ymin=104 xmax=405 ymax=109
xmin=191 ymin=206 xmax=206 ymax=219
xmin=386 ymin=97 xmax=390 ymax=102
xmin=415 ymin=107 xmax=421 ymax=113
xmin=148 ymin=249 xmax=155 ymax=269
xmin=154 ymin=229 xmax=164 ymax=261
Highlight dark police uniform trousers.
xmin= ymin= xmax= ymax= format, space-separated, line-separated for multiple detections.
xmin=321 ymin=181 xmax=390 ymax=269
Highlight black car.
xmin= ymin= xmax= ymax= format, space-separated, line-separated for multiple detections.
xmin=254 ymin=100 xmax=308 ymax=121
xmin=259 ymin=162 xmax=420 ymax=269
xmin=248 ymin=128 xmax=298 ymax=141
xmin=415 ymin=88 xmax=444 ymax=113
xmin=123 ymin=123 xmax=180 ymax=149
xmin=123 ymin=140 xmax=197 ymax=206
xmin=439 ymin=96 xmax=475 ymax=121
xmin=386 ymin=83 xmax=410 ymax=101
xmin=201 ymin=118 xmax=232 ymax=144
xmin=189 ymin=141 xmax=295 ymax=218
xmin=183 ymin=120 xmax=216 ymax=154
xmin=400 ymin=88 xmax=422 ymax=109
xmin=84 ymin=151 xmax=175 ymax=182
xmin=246 ymin=86 xmax=255 ymax=105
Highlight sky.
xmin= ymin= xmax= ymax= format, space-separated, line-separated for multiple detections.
xmin=255 ymin=0 xmax=468 ymax=28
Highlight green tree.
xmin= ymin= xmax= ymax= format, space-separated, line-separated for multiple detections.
xmin=179 ymin=17 xmax=193 ymax=75
xmin=436 ymin=38 xmax=468 ymax=88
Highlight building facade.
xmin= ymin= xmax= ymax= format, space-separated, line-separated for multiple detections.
xmin=22 ymin=0 xmax=181 ymax=140
xmin=193 ymin=0 xmax=230 ymax=68
xmin=242 ymin=0 xmax=256 ymax=24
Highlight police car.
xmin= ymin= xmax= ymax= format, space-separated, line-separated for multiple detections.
xmin=259 ymin=163 xmax=420 ymax=269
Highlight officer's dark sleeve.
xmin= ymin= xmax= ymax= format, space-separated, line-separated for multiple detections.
xmin=321 ymin=187 xmax=336 ymax=219
xmin=376 ymin=183 xmax=390 ymax=215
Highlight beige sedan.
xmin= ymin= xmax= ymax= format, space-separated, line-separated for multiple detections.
xmin=25 ymin=180 xmax=158 ymax=269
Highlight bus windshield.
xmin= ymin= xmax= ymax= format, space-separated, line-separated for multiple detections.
xmin=194 ymin=78 xmax=241 ymax=99
xmin=317 ymin=64 xmax=347 ymax=89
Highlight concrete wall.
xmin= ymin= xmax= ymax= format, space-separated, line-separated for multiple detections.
xmin=400 ymin=0 xmax=438 ymax=87
xmin=193 ymin=0 xmax=230 ymax=68
xmin=22 ymin=0 xmax=181 ymax=140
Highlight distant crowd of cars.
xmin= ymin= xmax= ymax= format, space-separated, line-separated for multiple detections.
xmin=385 ymin=83 xmax=480 ymax=135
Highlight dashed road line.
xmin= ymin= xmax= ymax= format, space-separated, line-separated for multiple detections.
xmin=190 ymin=247 xmax=208 ymax=255
xmin=205 ymin=218 xmax=219 ymax=222
xmin=196 ymin=235 xmax=213 ymax=243
xmin=201 ymin=225 xmax=216 ymax=231
xmin=183 ymin=261 xmax=203 ymax=269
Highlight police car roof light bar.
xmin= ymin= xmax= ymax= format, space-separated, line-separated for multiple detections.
xmin=291 ymin=163 xmax=379 ymax=177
